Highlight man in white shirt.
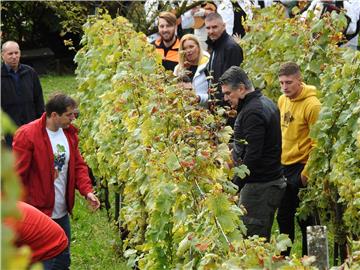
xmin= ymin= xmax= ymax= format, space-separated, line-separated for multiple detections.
xmin=13 ymin=93 xmax=100 ymax=269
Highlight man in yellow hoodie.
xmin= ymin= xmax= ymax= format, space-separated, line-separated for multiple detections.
xmin=276 ymin=62 xmax=321 ymax=256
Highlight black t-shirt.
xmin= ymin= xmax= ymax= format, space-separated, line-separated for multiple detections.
xmin=187 ymin=65 xmax=197 ymax=81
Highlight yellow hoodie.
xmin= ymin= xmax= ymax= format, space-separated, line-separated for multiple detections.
xmin=278 ymin=83 xmax=321 ymax=176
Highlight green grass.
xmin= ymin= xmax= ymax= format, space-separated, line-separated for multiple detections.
xmin=40 ymin=74 xmax=78 ymax=100
xmin=71 ymin=194 xmax=130 ymax=270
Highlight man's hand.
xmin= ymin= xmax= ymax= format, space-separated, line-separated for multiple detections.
xmin=86 ymin=192 xmax=100 ymax=211
xmin=179 ymin=81 xmax=193 ymax=90
xmin=300 ymin=174 xmax=308 ymax=187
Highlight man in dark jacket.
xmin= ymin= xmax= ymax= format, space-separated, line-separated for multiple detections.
xmin=1 ymin=40 xmax=45 ymax=147
xmin=219 ymin=66 xmax=286 ymax=241
xmin=205 ymin=12 xmax=243 ymax=110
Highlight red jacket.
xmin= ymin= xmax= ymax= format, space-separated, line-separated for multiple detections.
xmin=13 ymin=113 xmax=93 ymax=216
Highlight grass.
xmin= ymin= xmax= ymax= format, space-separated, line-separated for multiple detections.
xmin=40 ymin=74 xmax=78 ymax=100
xmin=40 ymin=74 xmax=130 ymax=270
xmin=71 ymin=194 xmax=130 ymax=270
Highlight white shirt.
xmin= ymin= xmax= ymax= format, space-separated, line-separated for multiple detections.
xmin=46 ymin=128 xmax=70 ymax=219
xmin=343 ymin=0 xmax=360 ymax=49
xmin=301 ymin=0 xmax=360 ymax=50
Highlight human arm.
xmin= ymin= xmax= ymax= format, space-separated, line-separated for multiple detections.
xmin=181 ymin=9 xmax=195 ymax=29
xmin=301 ymin=101 xmax=321 ymax=184
xmin=86 ymin=192 xmax=100 ymax=210
xmin=73 ymin=135 xmax=100 ymax=210
xmin=236 ymin=112 xmax=266 ymax=173
xmin=217 ymin=0 xmax=234 ymax=35
xmin=223 ymin=43 xmax=244 ymax=71
xmin=193 ymin=72 xmax=209 ymax=106
xmin=197 ymin=92 xmax=208 ymax=106
xmin=343 ymin=1 xmax=360 ymax=39
xmin=12 ymin=128 xmax=33 ymax=185
xmin=32 ymin=71 xmax=45 ymax=119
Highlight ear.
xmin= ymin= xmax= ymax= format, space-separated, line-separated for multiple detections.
xmin=50 ymin=112 xmax=58 ymax=118
xmin=239 ymin=84 xmax=246 ymax=92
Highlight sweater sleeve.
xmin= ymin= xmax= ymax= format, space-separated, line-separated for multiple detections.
xmin=344 ymin=1 xmax=360 ymax=36
xmin=241 ymin=112 xmax=266 ymax=173
xmin=181 ymin=10 xmax=195 ymax=29
xmin=224 ymin=43 xmax=244 ymax=71
xmin=194 ymin=72 xmax=209 ymax=106
xmin=302 ymin=101 xmax=321 ymax=178
xmin=218 ymin=0 xmax=235 ymax=35
xmin=13 ymin=128 xmax=34 ymax=185
xmin=73 ymin=135 xmax=93 ymax=196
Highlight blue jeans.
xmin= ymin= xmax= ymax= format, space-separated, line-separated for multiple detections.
xmin=43 ymin=214 xmax=71 ymax=270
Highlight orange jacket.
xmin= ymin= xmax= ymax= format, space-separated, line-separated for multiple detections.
xmin=153 ymin=37 xmax=180 ymax=71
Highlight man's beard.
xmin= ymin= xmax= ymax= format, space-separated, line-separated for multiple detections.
xmin=161 ymin=32 xmax=175 ymax=42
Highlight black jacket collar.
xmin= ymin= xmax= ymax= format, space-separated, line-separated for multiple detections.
xmin=2 ymin=63 xmax=25 ymax=75
xmin=237 ymin=89 xmax=262 ymax=112
xmin=206 ymin=31 xmax=229 ymax=50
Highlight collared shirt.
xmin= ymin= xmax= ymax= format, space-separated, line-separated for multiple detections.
xmin=5 ymin=64 xmax=22 ymax=96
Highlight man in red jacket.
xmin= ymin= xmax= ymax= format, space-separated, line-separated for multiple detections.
xmin=13 ymin=93 xmax=100 ymax=269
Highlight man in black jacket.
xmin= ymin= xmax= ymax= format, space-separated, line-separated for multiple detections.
xmin=1 ymin=41 xmax=45 ymax=147
xmin=205 ymin=12 xmax=243 ymax=110
xmin=219 ymin=66 xmax=286 ymax=241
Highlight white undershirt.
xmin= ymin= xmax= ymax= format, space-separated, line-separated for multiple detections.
xmin=46 ymin=128 xmax=70 ymax=219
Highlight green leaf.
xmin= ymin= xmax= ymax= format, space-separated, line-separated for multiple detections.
xmin=166 ymin=152 xmax=181 ymax=171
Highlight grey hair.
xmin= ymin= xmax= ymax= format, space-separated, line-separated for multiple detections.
xmin=2 ymin=41 xmax=20 ymax=52
xmin=219 ymin=66 xmax=254 ymax=91
xmin=205 ymin=12 xmax=223 ymax=23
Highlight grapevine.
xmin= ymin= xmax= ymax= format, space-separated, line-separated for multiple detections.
xmin=75 ymin=11 xmax=313 ymax=269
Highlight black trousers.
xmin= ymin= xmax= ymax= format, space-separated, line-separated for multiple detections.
xmin=239 ymin=177 xmax=286 ymax=241
xmin=276 ymin=163 xmax=316 ymax=256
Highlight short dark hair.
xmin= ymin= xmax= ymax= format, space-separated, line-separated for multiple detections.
xmin=205 ymin=12 xmax=223 ymax=22
xmin=219 ymin=66 xmax=253 ymax=91
xmin=278 ymin=62 xmax=301 ymax=77
xmin=158 ymin=11 xmax=177 ymax=26
xmin=46 ymin=93 xmax=77 ymax=117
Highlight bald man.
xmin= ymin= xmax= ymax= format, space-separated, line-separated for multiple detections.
xmin=1 ymin=41 xmax=45 ymax=147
